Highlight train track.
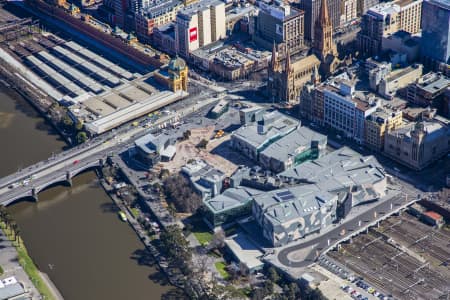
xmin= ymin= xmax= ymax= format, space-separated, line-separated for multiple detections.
xmin=331 ymin=231 xmax=449 ymax=299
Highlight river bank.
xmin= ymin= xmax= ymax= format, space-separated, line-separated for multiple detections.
xmin=0 ymin=57 xmax=73 ymax=146
xmin=96 ymin=168 xmax=187 ymax=291
xmin=0 ymin=224 xmax=62 ymax=300
xmin=1 ymin=82 xmax=173 ymax=299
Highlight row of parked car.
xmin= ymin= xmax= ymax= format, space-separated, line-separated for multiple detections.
xmin=341 ymin=284 xmax=369 ymax=300
xmin=341 ymin=277 xmax=391 ymax=300
xmin=318 ymin=256 xmax=350 ymax=279
xmin=318 ymin=256 xmax=392 ymax=300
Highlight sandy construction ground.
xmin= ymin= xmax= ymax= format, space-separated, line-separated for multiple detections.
xmin=160 ymin=126 xmax=248 ymax=176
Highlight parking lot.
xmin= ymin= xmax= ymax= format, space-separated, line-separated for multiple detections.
xmin=327 ymin=213 xmax=450 ymax=300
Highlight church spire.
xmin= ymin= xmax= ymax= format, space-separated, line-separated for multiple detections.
xmin=311 ymin=64 xmax=320 ymax=84
xmin=314 ymin=0 xmax=337 ymax=64
xmin=285 ymin=46 xmax=291 ymax=73
xmin=319 ymin=0 xmax=331 ymax=27
xmin=271 ymin=41 xmax=278 ymax=71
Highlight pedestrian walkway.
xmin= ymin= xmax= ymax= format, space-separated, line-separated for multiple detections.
xmin=0 ymin=229 xmax=41 ymax=299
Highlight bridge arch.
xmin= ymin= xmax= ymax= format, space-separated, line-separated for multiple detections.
xmin=3 ymin=162 xmax=103 ymax=207
xmin=4 ymin=195 xmax=38 ymax=207
xmin=69 ymin=164 xmax=101 ymax=178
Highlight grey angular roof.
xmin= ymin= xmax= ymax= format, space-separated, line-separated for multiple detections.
xmin=254 ymin=185 xmax=337 ymax=225
xmin=232 ymin=111 xmax=300 ymax=149
xmin=135 ymin=133 xmax=171 ymax=154
xmin=279 ymin=147 xmax=386 ymax=192
xmin=204 ymin=187 xmax=261 ymax=213
xmin=260 ymin=126 xmax=327 ymax=162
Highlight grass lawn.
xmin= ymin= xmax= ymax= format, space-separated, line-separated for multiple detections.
xmin=1 ymin=224 xmax=55 ymax=300
xmin=215 ymin=261 xmax=230 ymax=280
xmin=193 ymin=231 xmax=213 ymax=246
xmin=190 ymin=218 xmax=213 ymax=246
xmin=0 ymin=265 xmax=3 ymax=275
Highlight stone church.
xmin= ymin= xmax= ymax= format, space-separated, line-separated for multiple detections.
xmin=267 ymin=0 xmax=340 ymax=105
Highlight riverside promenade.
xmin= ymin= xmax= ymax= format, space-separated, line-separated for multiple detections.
xmin=0 ymin=228 xmax=63 ymax=300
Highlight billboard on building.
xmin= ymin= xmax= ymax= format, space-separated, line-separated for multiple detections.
xmin=189 ymin=27 xmax=198 ymax=43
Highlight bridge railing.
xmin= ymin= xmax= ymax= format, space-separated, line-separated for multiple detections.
xmin=0 ymin=154 xmax=106 ymax=205
xmin=0 ymin=137 xmax=107 ymax=189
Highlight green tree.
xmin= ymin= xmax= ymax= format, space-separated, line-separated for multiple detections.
xmin=167 ymin=203 xmax=177 ymax=216
xmin=159 ymin=168 xmax=170 ymax=180
xmin=62 ymin=115 xmax=74 ymax=128
xmin=267 ymin=266 xmax=281 ymax=283
xmin=210 ymin=282 xmax=247 ymax=300
xmin=2 ymin=211 xmax=12 ymax=230
xmin=251 ymin=288 xmax=265 ymax=300
xmin=76 ymin=131 xmax=88 ymax=144
xmin=182 ymin=130 xmax=191 ymax=141
xmin=152 ymin=182 xmax=162 ymax=192
xmin=284 ymin=283 xmax=299 ymax=300
xmin=75 ymin=121 xmax=83 ymax=131
xmin=10 ymin=222 xmax=20 ymax=242
xmin=163 ymin=174 xmax=202 ymax=213
xmin=263 ymin=280 xmax=274 ymax=296
xmin=0 ymin=205 xmax=7 ymax=223
xmin=208 ymin=228 xmax=225 ymax=250
xmin=14 ymin=228 xmax=21 ymax=243
xmin=159 ymin=225 xmax=192 ymax=275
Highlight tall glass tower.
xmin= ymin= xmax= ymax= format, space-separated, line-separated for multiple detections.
xmin=421 ymin=0 xmax=450 ymax=64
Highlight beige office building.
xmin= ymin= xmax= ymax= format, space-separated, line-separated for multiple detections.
xmin=175 ymin=0 xmax=226 ymax=57
xmin=384 ymin=120 xmax=450 ymax=170
xmin=340 ymin=0 xmax=357 ymax=26
xmin=365 ymin=107 xmax=403 ymax=151
xmin=398 ymin=0 xmax=422 ymax=35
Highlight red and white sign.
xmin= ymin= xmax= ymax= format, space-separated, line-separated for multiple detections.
xmin=189 ymin=27 xmax=198 ymax=43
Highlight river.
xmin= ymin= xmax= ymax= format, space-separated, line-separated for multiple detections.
xmin=0 ymin=84 xmax=172 ymax=299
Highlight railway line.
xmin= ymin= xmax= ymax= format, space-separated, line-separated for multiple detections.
xmin=329 ymin=225 xmax=450 ymax=300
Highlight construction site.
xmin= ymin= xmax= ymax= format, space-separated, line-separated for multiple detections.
xmin=327 ymin=212 xmax=450 ymax=300
xmin=0 ymin=14 xmax=187 ymax=135
xmin=158 ymin=125 xmax=249 ymax=176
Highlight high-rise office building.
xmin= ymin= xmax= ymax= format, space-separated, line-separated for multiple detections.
xmin=175 ymin=0 xmax=226 ymax=57
xmin=113 ymin=0 xmax=127 ymax=27
xmin=357 ymin=0 xmax=379 ymax=16
xmin=399 ymin=0 xmax=422 ymax=34
xmin=358 ymin=0 xmax=422 ymax=57
xmin=135 ymin=0 xmax=182 ymax=42
xmin=340 ymin=0 xmax=358 ymax=26
xmin=421 ymin=0 xmax=450 ymax=66
xmin=253 ymin=2 xmax=305 ymax=54
xmin=298 ymin=0 xmax=341 ymax=43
